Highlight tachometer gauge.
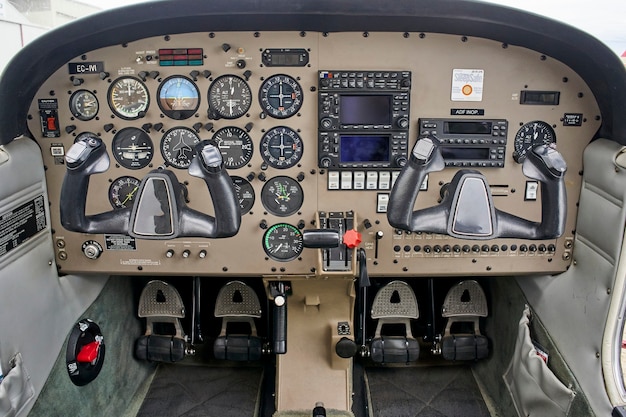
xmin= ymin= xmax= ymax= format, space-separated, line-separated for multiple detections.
xmin=260 ymin=126 xmax=303 ymax=169
xmin=111 ymin=127 xmax=154 ymax=169
xmin=262 ymin=223 xmax=303 ymax=262
xmin=259 ymin=74 xmax=303 ymax=119
xmin=261 ymin=176 xmax=303 ymax=217
xmin=208 ymin=75 xmax=252 ymax=119
xmin=69 ymin=90 xmax=99 ymax=121
xmin=108 ymin=76 xmax=150 ymax=120
xmin=231 ymin=176 xmax=255 ymax=215
xmin=212 ymin=126 xmax=254 ymax=169
xmin=157 ymin=75 xmax=200 ymax=120
xmin=513 ymin=121 xmax=556 ymax=163
xmin=160 ymin=127 xmax=201 ymax=169
xmin=109 ymin=176 xmax=140 ymax=209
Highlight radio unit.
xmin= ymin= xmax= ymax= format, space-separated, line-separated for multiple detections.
xmin=418 ymin=118 xmax=508 ymax=168
xmin=318 ymin=70 xmax=411 ymax=169
xmin=318 ymin=131 xmax=408 ymax=169
xmin=318 ymin=70 xmax=411 ymax=130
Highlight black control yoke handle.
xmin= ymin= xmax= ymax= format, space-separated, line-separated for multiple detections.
xmin=60 ymin=135 xmax=241 ymax=238
xmin=387 ymin=136 xmax=567 ymax=240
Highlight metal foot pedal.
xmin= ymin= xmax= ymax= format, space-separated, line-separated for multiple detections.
xmin=135 ymin=280 xmax=187 ymax=362
xmin=370 ymin=281 xmax=420 ymax=363
xmin=441 ymin=280 xmax=489 ymax=361
xmin=213 ymin=281 xmax=263 ymax=361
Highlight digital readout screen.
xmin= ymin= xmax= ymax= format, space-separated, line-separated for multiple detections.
xmin=441 ymin=147 xmax=490 ymax=160
xmin=340 ymin=136 xmax=390 ymax=162
xmin=340 ymin=95 xmax=392 ymax=125
xmin=444 ymin=121 xmax=492 ymax=135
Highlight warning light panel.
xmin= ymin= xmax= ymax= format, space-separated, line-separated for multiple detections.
xmin=159 ymin=48 xmax=204 ymax=66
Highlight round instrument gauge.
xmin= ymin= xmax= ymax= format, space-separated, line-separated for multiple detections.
xmin=69 ymin=90 xmax=99 ymax=121
xmin=260 ymin=126 xmax=303 ymax=169
xmin=157 ymin=75 xmax=200 ymax=120
xmin=108 ymin=176 xmax=140 ymax=209
xmin=208 ymin=75 xmax=252 ymax=119
xmin=262 ymin=223 xmax=303 ymax=262
xmin=111 ymin=127 xmax=154 ymax=169
xmin=107 ymin=76 xmax=150 ymax=120
xmin=232 ymin=176 xmax=255 ymax=215
xmin=160 ymin=127 xmax=201 ymax=169
xmin=212 ymin=127 xmax=254 ymax=169
xmin=261 ymin=176 xmax=303 ymax=217
xmin=259 ymin=74 xmax=303 ymax=119
xmin=513 ymin=121 xmax=556 ymax=163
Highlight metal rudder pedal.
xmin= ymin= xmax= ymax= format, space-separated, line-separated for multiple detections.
xmin=135 ymin=280 xmax=189 ymax=362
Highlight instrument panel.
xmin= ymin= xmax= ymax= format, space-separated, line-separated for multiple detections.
xmin=28 ymin=31 xmax=601 ymax=277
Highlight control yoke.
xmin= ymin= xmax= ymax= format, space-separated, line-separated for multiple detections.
xmin=387 ymin=136 xmax=567 ymax=240
xmin=60 ymin=134 xmax=241 ymax=239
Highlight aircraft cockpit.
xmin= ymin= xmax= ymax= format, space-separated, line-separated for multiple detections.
xmin=0 ymin=1 xmax=625 ymax=416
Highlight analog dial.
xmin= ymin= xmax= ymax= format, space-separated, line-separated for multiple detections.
xmin=261 ymin=176 xmax=303 ymax=217
xmin=259 ymin=74 xmax=303 ymax=119
xmin=109 ymin=176 xmax=140 ymax=209
xmin=111 ymin=127 xmax=154 ymax=169
xmin=108 ymin=76 xmax=150 ymax=120
xmin=231 ymin=176 xmax=255 ymax=215
xmin=208 ymin=75 xmax=252 ymax=119
xmin=262 ymin=223 xmax=303 ymax=262
xmin=260 ymin=126 xmax=303 ymax=169
xmin=69 ymin=90 xmax=99 ymax=121
xmin=513 ymin=121 xmax=556 ymax=163
xmin=157 ymin=75 xmax=200 ymax=120
xmin=212 ymin=126 xmax=254 ymax=169
xmin=160 ymin=127 xmax=201 ymax=169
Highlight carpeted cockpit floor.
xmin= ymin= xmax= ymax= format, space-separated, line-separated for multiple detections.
xmin=136 ymin=364 xmax=263 ymax=417
xmin=365 ymin=366 xmax=490 ymax=417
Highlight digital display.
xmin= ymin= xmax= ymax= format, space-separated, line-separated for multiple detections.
xmin=340 ymin=95 xmax=391 ymax=125
xmin=340 ymin=136 xmax=390 ymax=162
xmin=441 ymin=147 xmax=490 ymax=160
xmin=444 ymin=121 xmax=492 ymax=135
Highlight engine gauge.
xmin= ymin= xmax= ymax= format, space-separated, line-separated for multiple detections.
xmin=109 ymin=176 xmax=140 ymax=209
xmin=157 ymin=75 xmax=200 ymax=120
xmin=108 ymin=76 xmax=150 ymax=120
xmin=513 ymin=121 xmax=556 ymax=163
xmin=69 ymin=90 xmax=99 ymax=121
xmin=259 ymin=74 xmax=303 ymax=119
xmin=261 ymin=176 xmax=303 ymax=217
xmin=212 ymin=126 xmax=254 ymax=169
xmin=260 ymin=126 xmax=303 ymax=169
xmin=208 ymin=75 xmax=252 ymax=119
xmin=160 ymin=127 xmax=201 ymax=169
xmin=231 ymin=176 xmax=255 ymax=215
xmin=111 ymin=127 xmax=154 ymax=169
xmin=262 ymin=223 xmax=303 ymax=262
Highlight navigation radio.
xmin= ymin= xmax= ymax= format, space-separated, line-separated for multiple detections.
xmin=317 ymin=70 xmax=411 ymax=169
xmin=418 ymin=118 xmax=508 ymax=168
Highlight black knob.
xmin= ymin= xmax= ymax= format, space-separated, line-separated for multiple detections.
xmin=153 ymin=123 xmax=164 ymax=132
xmin=149 ymin=71 xmax=160 ymax=79
xmin=190 ymin=70 xmax=200 ymax=81
xmin=202 ymin=70 xmax=212 ymax=79
xmin=138 ymin=71 xmax=148 ymax=81
xmin=193 ymin=122 xmax=203 ymax=133
xmin=401 ymin=78 xmax=411 ymax=88
xmin=246 ymin=172 xmax=255 ymax=181
xmin=538 ymin=244 xmax=547 ymax=253
xmin=222 ymin=43 xmax=231 ymax=52
xmin=99 ymin=72 xmax=110 ymax=80
xmin=319 ymin=157 xmax=332 ymax=168
xmin=320 ymin=78 xmax=330 ymax=88
xmin=320 ymin=118 xmax=333 ymax=129
xmin=297 ymin=220 xmax=305 ymax=229
xmin=103 ymin=123 xmax=114 ymax=132
xmin=413 ymin=245 xmax=421 ymax=252
xmin=548 ymin=244 xmax=556 ymax=252
xmin=529 ymin=244 xmax=537 ymax=252
xmin=462 ymin=245 xmax=471 ymax=253
xmin=258 ymin=172 xmax=266 ymax=182
xmin=259 ymin=220 xmax=268 ymax=230
xmin=423 ymin=245 xmax=432 ymax=253
xmin=141 ymin=123 xmax=152 ymax=133
xmin=472 ymin=245 xmax=480 ymax=253
xmin=481 ymin=245 xmax=490 ymax=252
xmin=453 ymin=245 xmax=461 ymax=253
xmin=245 ymin=122 xmax=254 ymax=132
xmin=71 ymin=77 xmax=84 ymax=86
xmin=296 ymin=172 xmax=305 ymax=182
xmin=65 ymin=125 xmax=77 ymax=134
xmin=395 ymin=156 xmax=408 ymax=167
xmin=397 ymin=117 xmax=409 ymax=129
xmin=434 ymin=245 xmax=442 ymax=253
xmin=236 ymin=59 xmax=246 ymax=69
xmin=243 ymin=70 xmax=252 ymax=80
xmin=443 ymin=245 xmax=451 ymax=253
xmin=520 ymin=244 xmax=528 ymax=252
xmin=491 ymin=245 xmax=499 ymax=252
